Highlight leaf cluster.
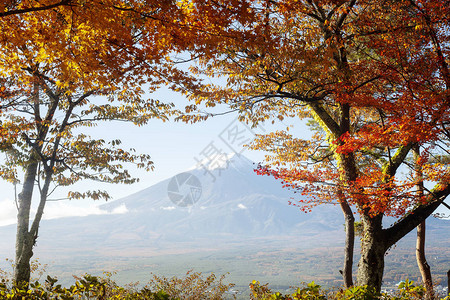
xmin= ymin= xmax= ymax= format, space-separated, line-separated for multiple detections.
xmin=0 ymin=264 xmax=236 ymax=300
xmin=0 ymin=0 xmax=199 ymax=201
xmin=250 ymin=279 xmax=449 ymax=300
xmin=177 ymin=0 xmax=450 ymax=217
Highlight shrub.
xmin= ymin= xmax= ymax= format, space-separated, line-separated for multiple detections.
xmin=146 ymin=270 xmax=235 ymax=300
xmin=0 ymin=261 xmax=448 ymax=300
xmin=335 ymin=285 xmax=381 ymax=300
xmin=249 ymin=281 xmax=328 ymax=300
xmin=249 ymin=280 xmax=449 ymax=300
xmin=0 ymin=264 xmax=235 ymax=300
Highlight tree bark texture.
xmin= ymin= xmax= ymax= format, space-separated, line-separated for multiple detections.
xmin=336 ymin=103 xmax=356 ymax=288
xmin=342 ymin=209 xmax=355 ymax=288
xmin=416 ymin=221 xmax=434 ymax=299
xmin=447 ymin=269 xmax=450 ymax=297
xmin=14 ymin=162 xmax=38 ymax=286
xmin=356 ymin=214 xmax=385 ymax=290
xmin=338 ymin=190 xmax=355 ymax=288
xmin=413 ymin=146 xmax=434 ymax=299
xmin=14 ymin=163 xmax=53 ymax=287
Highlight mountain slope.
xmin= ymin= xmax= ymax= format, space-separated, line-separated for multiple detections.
xmin=0 ymin=154 xmax=448 ymax=289
xmin=0 ymin=154 xmax=345 ymax=254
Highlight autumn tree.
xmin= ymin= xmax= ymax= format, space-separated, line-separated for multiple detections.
xmin=0 ymin=0 xmax=73 ymax=18
xmin=0 ymin=0 xmax=195 ymax=286
xmin=177 ymin=0 xmax=450 ymax=291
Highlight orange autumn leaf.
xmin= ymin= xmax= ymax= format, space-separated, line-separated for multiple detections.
xmin=176 ymin=0 xmax=450 ymax=289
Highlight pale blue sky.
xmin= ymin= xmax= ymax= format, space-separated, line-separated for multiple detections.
xmin=0 ymin=87 xmax=448 ymax=225
xmin=0 ymin=86 xmax=307 ymax=225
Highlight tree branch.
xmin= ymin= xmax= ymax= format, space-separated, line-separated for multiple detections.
xmin=382 ymin=143 xmax=413 ymax=178
xmin=308 ymin=102 xmax=341 ymax=137
xmin=383 ymin=182 xmax=450 ymax=249
xmin=0 ymin=0 xmax=72 ymax=17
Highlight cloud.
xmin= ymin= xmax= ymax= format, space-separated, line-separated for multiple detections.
xmin=0 ymin=200 xmax=129 ymax=227
xmin=161 ymin=206 xmax=176 ymax=211
xmin=43 ymin=202 xmax=107 ymax=220
xmin=0 ymin=199 xmax=17 ymax=226
xmin=111 ymin=204 xmax=128 ymax=214
xmin=237 ymin=203 xmax=247 ymax=210
xmin=43 ymin=202 xmax=130 ymax=219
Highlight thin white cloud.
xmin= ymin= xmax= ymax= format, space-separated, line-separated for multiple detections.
xmin=43 ymin=202 xmax=107 ymax=220
xmin=0 ymin=199 xmax=17 ymax=226
xmin=111 ymin=204 xmax=128 ymax=214
xmin=161 ymin=206 xmax=176 ymax=211
xmin=0 ymin=200 xmax=129 ymax=227
xmin=237 ymin=203 xmax=247 ymax=210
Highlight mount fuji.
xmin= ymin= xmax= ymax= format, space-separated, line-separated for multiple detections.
xmin=0 ymin=154 xmax=345 ymax=258
xmin=0 ymin=153 xmax=448 ymax=288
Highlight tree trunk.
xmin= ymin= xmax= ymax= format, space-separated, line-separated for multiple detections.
xmin=14 ymin=233 xmax=34 ymax=287
xmin=14 ymin=162 xmax=38 ymax=286
xmin=14 ymin=163 xmax=53 ymax=288
xmin=447 ymin=269 xmax=450 ymax=297
xmin=416 ymin=220 xmax=434 ymax=299
xmin=356 ymin=214 xmax=385 ymax=291
xmin=335 ymin=102 xmax=356 ymax=288
xmin=337 ymin=190 xmax=354 ymax=288
xmin=353 ymin=186 xmax=449 ymax=293
xmin=342 ymin=211 xmax=355 ymax=288
xmin=413 ymin=146 xmax=434 ymax=298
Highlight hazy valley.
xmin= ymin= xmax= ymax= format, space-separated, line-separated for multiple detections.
xmin=0 ymin=154 xmax=448 ymax=295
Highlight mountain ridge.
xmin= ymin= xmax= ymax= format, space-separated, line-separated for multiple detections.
xmin=0 ymin=153 xmax=448 ymax=289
